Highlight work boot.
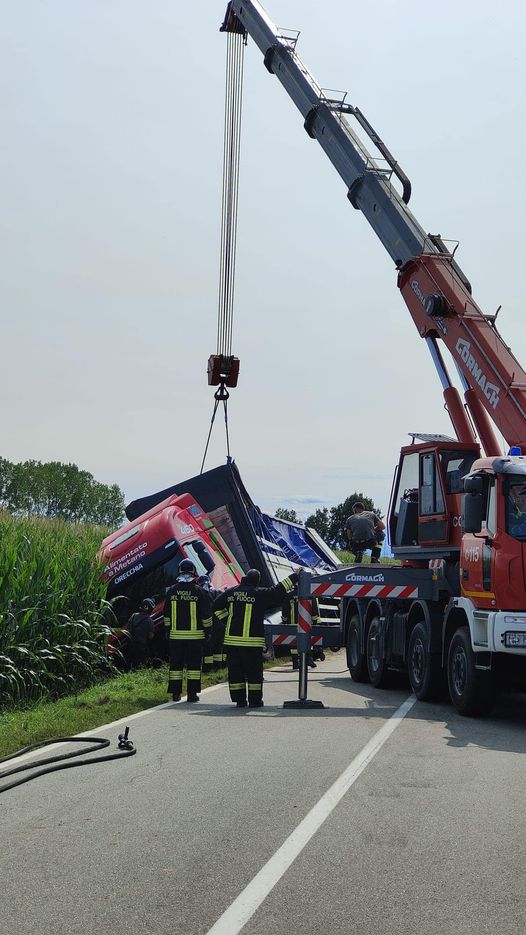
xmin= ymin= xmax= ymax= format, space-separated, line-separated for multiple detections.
xmin=318 ymin=651 xmax=326 ymax=661
xmin=187 ymin=694 xmax=199 ymax=703
xmin=172 ymin=693 xmax=181 ymax=702
xmin=236 ymin=700 xmax=248 ymax=708
xmin=308 ymin=658 xmax=317 ymax=669
xmin=249 ymin=700 xmax=264 ymax=708
xmin=292 ymin=659 xmax=299 ymax=670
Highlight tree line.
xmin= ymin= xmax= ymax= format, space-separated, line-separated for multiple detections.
xmin=275 ymin=491 xmax=381 ymax=550
xmin=0 ymin=457 xmax=125 ymax=526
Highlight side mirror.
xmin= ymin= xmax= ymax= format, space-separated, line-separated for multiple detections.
xmin=464 ymin=474 xmax=483 ymax=495
xmin=463 ymin=492 xmax=483 ymax=534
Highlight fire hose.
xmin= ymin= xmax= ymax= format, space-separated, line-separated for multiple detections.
xmin=0 ymin=727 xmax=136 ymax=794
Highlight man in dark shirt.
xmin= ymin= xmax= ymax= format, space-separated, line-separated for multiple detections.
xmin=345 ymin=502 xmax=385 ymax=563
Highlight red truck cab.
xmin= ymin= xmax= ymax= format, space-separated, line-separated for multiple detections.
xmin=99 ymin=492 xmax=243 ymax=664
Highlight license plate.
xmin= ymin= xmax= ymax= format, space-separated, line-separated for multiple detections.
xmin=504 ymin=631 xmax=526 ymax=648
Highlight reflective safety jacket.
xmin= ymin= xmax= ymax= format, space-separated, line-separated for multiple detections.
xmin=213 ymin=574 xmax=297 ymax=649
xmin=163 ymin=580 xmax=212 ymax=641
xmin=281 ymin=591 xmax=320 ymax=627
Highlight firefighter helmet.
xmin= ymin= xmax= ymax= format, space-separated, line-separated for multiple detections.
xmin=179 ymin=559 xmax=197 ymax=576
xmin=140 ymin=597 xmax=155 ymax=610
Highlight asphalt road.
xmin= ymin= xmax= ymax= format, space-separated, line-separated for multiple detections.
xmin=2 ymin=652 xmax=526 ymax=935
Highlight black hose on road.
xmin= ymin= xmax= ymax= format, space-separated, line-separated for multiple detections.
xmin=0 ymin=727 xmax=136 ymax=794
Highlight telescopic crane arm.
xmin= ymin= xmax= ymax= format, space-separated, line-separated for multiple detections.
xmin=222 ymin=0 xmax=526 ymax=454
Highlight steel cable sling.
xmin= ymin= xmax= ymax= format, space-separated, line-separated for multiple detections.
xmin=201 ymin=25 xmax=246 ymax=474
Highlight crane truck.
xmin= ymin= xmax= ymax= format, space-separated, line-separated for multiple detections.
xmin=221 ymin=0 xmax=526 ymax=715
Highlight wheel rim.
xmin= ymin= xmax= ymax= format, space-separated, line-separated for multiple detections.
xmin=410 ymin=636 xmax=425 ymax=687
xmin=451 ymin=643 xmax=467 ymax=697
xmin=368 ymin=621 xmax=380 ymax=675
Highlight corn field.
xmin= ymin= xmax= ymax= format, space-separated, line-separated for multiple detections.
xmin=0 ymin=512 xmax=113 ymax=707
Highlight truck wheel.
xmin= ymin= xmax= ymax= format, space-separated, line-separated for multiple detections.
xmin=447 ymin=626 xmax=496 ymax=717
xmin=366 ymin=615 xmax=390 ymax=688
xmin=346 ymin=614 xmax=369 ymax=682
xmin=408 ymin=621 xmax=445 ymax=701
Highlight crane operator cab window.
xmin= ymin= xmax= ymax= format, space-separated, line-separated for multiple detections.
xmin=418 ymin=452 xmax=447 ymax=543
xmin=392 ymin=452 xmax=419 ymax=547
xmin=507 ymin=479 xmax=526 ymax=539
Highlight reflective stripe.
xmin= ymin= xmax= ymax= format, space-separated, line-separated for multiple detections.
xmin=224 ymin=603 xmax=234 ymax=641
xmin=224 ymin=636 xmax=266 ymax=648
xmin=190 ymin=601 xmax=197 ymax=632
xmin=229 ymin=682 xmax=245 ymax=690
xmin=242 ymin=603 xmax=253 ymax=641
xmin=187 ymin=670 xmax=201 ymax=679
xmin=169 ymin=632 xmax=205 ymax=640
xmin=169 ymin=670 xmax=183 ymax=679
xmin=247 ymin=682 xmax=262 ymax=691
xmin=171 ymin=601 xmax=177 ymax=637
xmin=281 ymin=576 xmax=293 ymax=593
xmin=215 ymin=609 xmax=228 ymax=620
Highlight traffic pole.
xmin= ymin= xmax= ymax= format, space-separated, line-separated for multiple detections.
xmin=284 ymin=570 xmax=324 ymax=709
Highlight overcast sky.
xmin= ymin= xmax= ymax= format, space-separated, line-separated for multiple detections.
xmin=2 ymin=0 xmax=525 ymax=523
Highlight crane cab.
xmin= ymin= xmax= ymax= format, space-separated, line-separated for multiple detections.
xmin=388 ymin=435 xmax=479 ymax=563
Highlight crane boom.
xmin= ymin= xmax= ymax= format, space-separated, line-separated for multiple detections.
xmin=222 ymin=0 xmax=526 ymax=453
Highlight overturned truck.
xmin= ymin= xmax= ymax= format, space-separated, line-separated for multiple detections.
xmin=98 ymin=462 xmax=340 ymax=661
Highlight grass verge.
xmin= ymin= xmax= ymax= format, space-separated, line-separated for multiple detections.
xmin=0 ymin=658 xmax=290 ymax=758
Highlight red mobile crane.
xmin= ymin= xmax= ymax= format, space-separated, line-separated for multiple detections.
xmin=222 ymin=0 xmax=526 ymax=715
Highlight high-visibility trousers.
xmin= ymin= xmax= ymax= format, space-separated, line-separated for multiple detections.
xmin=226 ymin=646 xmax=263 ymax=705
xmin=168 ymin=639 xmax=203 ymax=697
xmin=212 ymin=616 xmax=225 ymax=669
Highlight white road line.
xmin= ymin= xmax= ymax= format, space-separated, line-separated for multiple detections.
xmin=206 ymin=694 xmax=417 ymax=935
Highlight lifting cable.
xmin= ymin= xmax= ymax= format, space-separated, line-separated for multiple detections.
xmin=0 ymin=727 xmax=136 ymax=794
xmin=201 ymin=24 xmax=246 ymax=473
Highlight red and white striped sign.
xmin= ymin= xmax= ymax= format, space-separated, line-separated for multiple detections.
xmin=310 ymin=583 xmax=419 ymax=599
xmin=272 ymin=634 xmax=323 ymax=647
xmin=298 ymin=598 xmax=313 ymax=633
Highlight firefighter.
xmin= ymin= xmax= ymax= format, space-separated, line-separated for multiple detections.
xmin=213 ymin=568 xmax=297 ymax=708
xmin=126 ymin=597 xmax=155 ymax=669
xmin=282 ymin=586 xmax=320 ymax=670
xmin=196 ymin=574 xmax=217 ymax=674
xmin=163 ymin=559 xmax=212 ymax=703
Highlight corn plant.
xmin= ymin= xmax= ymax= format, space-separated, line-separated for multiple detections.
xmin=0 ymin=512 xmax=114 ymax=707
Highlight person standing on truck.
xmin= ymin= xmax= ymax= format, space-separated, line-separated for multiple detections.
xmin=282 ymin=586 xmax=320 ymax=670
xmin=213 ymin=569 xmax=297 ymax=708
xmin=126 ymin=598 xmax=155 ymax=668
xmin=345 ymin=502 xmax=385 ymax=563
xmin=163 ymin=559 xmax=212 ymax=703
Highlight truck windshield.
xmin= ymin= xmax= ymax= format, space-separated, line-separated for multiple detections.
xmin=506 ymin=476 xmax=526 ymax=540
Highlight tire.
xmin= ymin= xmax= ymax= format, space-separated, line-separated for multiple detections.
xmin=346 ymin=613 xmax=369 ymax=682
xmin=407 ymin=621 xmax=445 ymax=701
xmin=366 ymin=615 xmax=390 ymax=688
xmin=447 ymin=625 xmax=496 ymax=717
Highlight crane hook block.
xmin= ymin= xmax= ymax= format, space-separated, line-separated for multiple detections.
xmin=207 ymin=354 xmax=240 ymax=387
